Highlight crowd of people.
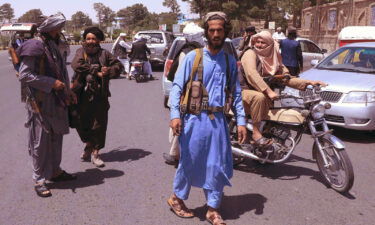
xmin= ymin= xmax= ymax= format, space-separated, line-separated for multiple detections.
xmin=12 ymin=11 xmax=326 ymax=225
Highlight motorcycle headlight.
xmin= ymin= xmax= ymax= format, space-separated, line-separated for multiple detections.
xmin=311 ymin=104 xmax=325 ymax=120
xmin=343 ymin=91 xmax=375 ymax=103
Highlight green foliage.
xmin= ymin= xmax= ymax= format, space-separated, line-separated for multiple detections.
xmin=0 ymin=34 xmax=10 ymax=49
xmin=0 ymin=3 xmax=14 ymax=22
xmin=93 ymin=2 xmax=115 ymax=29
xmin=71 ymin=11 xmax=93 ymax=31
xmin=73 ymin=31 xmax=81 ymax=42
xmin=18 ymin=9 xmax=43 ymax=23
xmin=117 ymin=4 xmax=160 ymax=33
xmin=163 ymin=0 xmax=181 ymax=14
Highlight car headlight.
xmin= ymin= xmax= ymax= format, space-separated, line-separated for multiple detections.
xmin=343 ymin=91 xmax=375 ymax=103
xmin=311 ymin=104 xmax=326 ymax=120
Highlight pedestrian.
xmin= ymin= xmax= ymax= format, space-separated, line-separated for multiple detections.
xmin=272 ymin=27 xmax=286 ymax=41
xmin=163 ymin=23 xmax=205 ymax=166
xmin=280 ymin=27 xmax=303 ymax=76
xmin=240 ymin=31 xmax=325 ymax=145
xmin=129 ymin=37 xmax=153 ymax=80
xmin=168 ymin=11 xmax=247 ymax=225
xmin=238 ymin=26 xmax=256 ymax=51
xmin=114 ymin=33 xmax=131 ymax=76
xmin=17 ymin=13 xmax=77 ymax=198
xmin=70 ymin=26 xmax=123 ymax=167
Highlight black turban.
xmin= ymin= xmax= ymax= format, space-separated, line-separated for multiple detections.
xmin=83 ymin=26 xmax=105 ymax=41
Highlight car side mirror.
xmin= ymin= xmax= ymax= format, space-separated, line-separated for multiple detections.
xmin=321 ymin=49 xmax=328 ymax=54
xmin=311 ymin=59 xmax=319 ymax=66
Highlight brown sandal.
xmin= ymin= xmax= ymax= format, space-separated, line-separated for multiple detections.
xmin=167 ymin=196 xmax=194 ymax=218
xmin=206 ymin=211 xmax=226 ymax=225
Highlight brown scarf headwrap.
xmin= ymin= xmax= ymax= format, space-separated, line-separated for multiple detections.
xmin=250 ymin=31 xmax=283 ymax=76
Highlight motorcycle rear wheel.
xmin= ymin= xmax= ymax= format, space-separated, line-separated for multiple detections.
xmin=314 ymin=139 xmax=354 ymax=193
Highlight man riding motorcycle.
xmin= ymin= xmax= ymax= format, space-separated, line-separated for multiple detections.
xmin=128 ymin=37 xmax=153 ymax=80
xmin=240 ymin=31 xmax=326 ymax=147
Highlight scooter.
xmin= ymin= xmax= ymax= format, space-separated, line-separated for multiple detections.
xmin=129 ymin=60 xmax=149 ymax=83
xmin=228 ymin=85 xmax=354 ymax=193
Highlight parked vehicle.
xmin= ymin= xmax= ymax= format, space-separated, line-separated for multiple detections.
xmin=338 ymin=26 xmax=375 ymax=47
xmin=1 ymin=23 xmax=71 ymax=63
xmin=129 ymin=60 xmax=149 ymax=83
xmin=232 ymin=37 xmax=327 ymax=71
xmin=229 ymin=85 xmax=354 ymax=193
xmin=162 ymin=37 xmax=238 ymax=108
xmin=134 ymin=30 xmax=175 ymax=66
xmin=281 ymin=42 xmax=375 ymax=131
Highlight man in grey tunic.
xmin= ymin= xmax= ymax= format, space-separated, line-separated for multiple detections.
xmin=18 ymin=13 xmax=77 ymax=197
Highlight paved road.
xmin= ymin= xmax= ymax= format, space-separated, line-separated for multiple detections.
xmin=0 ymin=44 xmax=374 ymax=225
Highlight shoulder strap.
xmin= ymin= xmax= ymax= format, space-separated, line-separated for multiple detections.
xmin=224 ymin=52 xmax=230 ymax=90
xmin=182 ymin=48 xmax=203 ymax=107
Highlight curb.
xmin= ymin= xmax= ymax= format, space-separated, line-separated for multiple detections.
xmin=68 ymin=41 xmax=114 ymax=45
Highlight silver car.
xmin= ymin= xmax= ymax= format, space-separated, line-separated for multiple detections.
xmin=282 ymin=42 xmax=375 ymax=131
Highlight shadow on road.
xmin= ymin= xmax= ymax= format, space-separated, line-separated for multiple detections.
xmin=100 ymin=147 xmax=152 ymax=162
xmin=331 ymin=126 xmax=375 ymax=144
xmin=192 ymin=193 xmax=267 ymax=221
xmin=235 ymin=159 xmax=325 ymax=184
xmin=49 ymin=168 xmax=124 ymax=192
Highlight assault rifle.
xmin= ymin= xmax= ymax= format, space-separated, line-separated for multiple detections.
xmin=24 ymin=86 xmax=50 ymax=133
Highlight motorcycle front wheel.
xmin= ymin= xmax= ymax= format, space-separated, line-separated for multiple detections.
xmin=314 ymin=138 xmax=354 ymax=193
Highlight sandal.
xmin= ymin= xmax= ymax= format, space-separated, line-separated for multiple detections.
xmin=206 ymin=211 xmax=226 ymax=225
xmin=50 ymin=170 xmax=77 ymax=182
xmin=34 ymin=183 xmax=52 ymax=198
xmin=167 ymin=195 xmax=194 ymax=218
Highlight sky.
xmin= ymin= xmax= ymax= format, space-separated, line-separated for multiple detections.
xmin=6 ymin=0 xmax=192 ymax=22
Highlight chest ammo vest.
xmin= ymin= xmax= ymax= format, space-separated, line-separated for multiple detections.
xmin=180 ymin=48 xmax=232 ymax=120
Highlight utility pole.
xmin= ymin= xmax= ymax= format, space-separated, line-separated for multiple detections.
xmin=312 ymin=0 xmax=321 ymax=43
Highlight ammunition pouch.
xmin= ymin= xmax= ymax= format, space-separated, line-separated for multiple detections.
xmin=180 ymin=49 xmax=232 ymax=120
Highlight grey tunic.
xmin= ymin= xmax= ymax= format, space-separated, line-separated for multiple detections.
xmin=18 ymin=40 xmax=70 ymax=183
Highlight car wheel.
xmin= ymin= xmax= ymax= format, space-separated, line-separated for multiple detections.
xmin=164 ymin=96 xmax=169 ymax=109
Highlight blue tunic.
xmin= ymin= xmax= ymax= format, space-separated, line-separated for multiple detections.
xmin=170 ymin=48 xmax=246 ymax=193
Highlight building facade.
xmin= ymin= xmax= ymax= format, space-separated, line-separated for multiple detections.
xmin=301 ymin=0 xmax=375 ymax=51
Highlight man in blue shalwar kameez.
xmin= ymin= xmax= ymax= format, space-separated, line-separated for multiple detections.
xmin=167 ymin=12 xmax=247 ymax=225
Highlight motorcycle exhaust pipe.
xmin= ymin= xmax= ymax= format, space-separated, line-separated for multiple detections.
xmin=231 ymin=137 xmax=296 ymax=164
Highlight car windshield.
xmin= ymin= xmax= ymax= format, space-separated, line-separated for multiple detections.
xmin=317 ymin=47 xmax=375 ymax=74
xmin=138 ymin=33 xmax=164 ymax=44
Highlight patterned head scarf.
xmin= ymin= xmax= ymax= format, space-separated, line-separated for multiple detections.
xmin=250 ymin=31 xmax=283 ymax=75
xmin=38 ymin=13 xmax=66 ymax=33
xmin=204 ymin=11 xmax=228 ymax=23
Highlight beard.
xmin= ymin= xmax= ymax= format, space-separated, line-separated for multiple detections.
xmin=83 ymin=43 xmax=101 ymax=55
xmin=207 ymin=36 xmax=225 ymax=50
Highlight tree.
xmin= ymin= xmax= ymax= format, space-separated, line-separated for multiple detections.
xmin=18 ymin=9 xmax=43 ymax=23
xmin=0 ymin=3 xmax=14 ymax=22
xmin=71 ymin=11 xmax=93 ymax=31
xmin=117 ymin=4 xmax=157 ymax=32
xmin=93 ymin=2 xmax=115 ymax=29
xmin=163 ymin=0 xmax=181 ymax=14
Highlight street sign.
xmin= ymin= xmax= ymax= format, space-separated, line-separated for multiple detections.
xmin=269 ymin=21 xmax=275 ymax=30
xmin=172 ymin=24 xmax=180 ymax=33
xmin=159 ymin=24 xmax=167 ymax=31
